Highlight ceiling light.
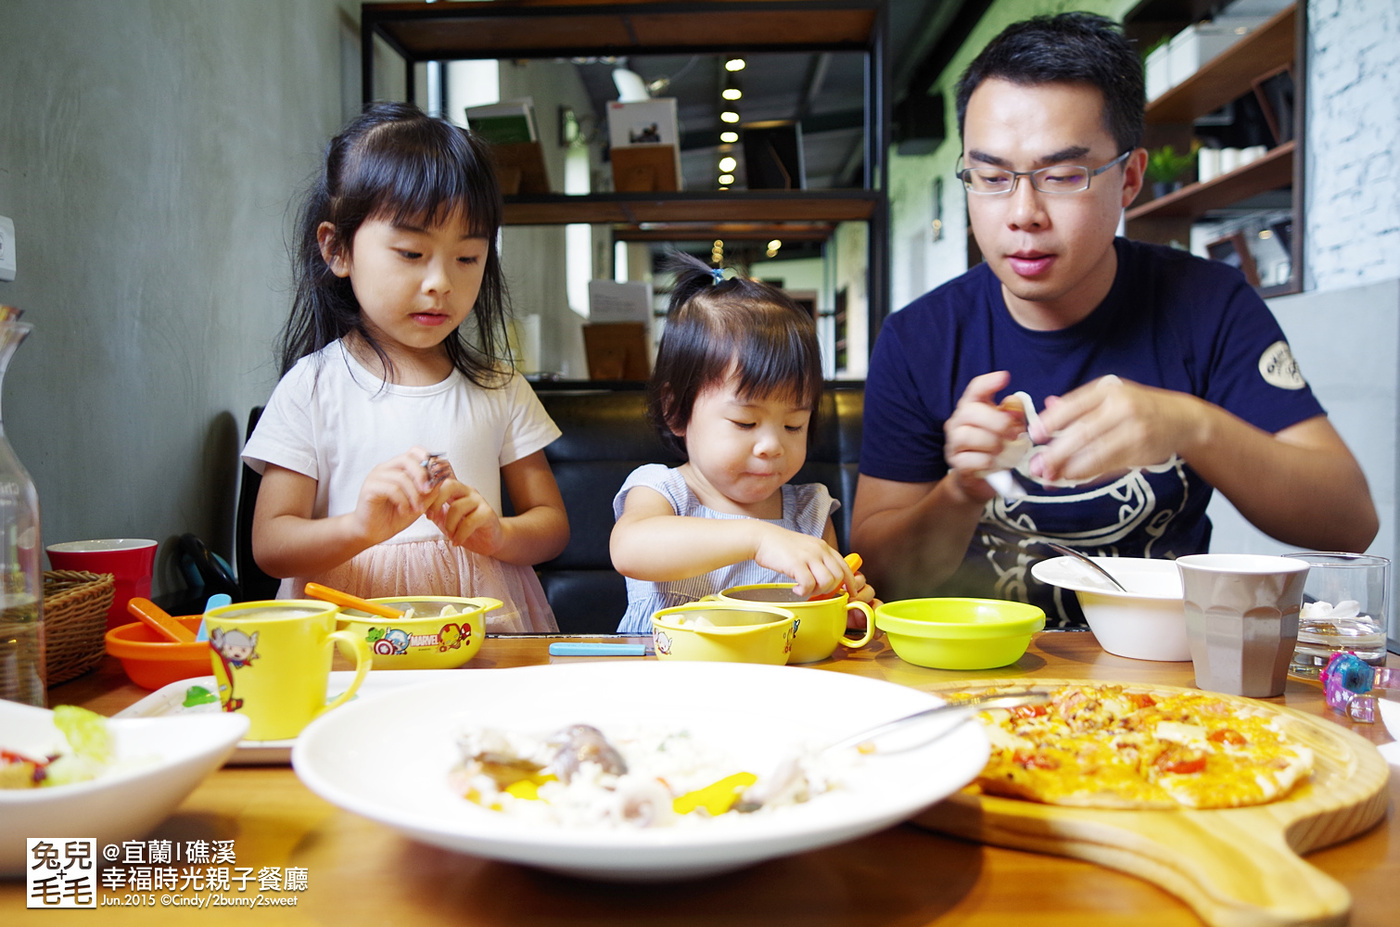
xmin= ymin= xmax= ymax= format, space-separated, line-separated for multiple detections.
xmin=725 ymin=58 xmax=746 ymax=72
xmin=718 ymin=156 xmax=737 ymax=172
xmin=722 ymin=87 xmax=742 ymax=101
xmin=718 ymin=173 xmax=736 ymax=185
xmin=720 ymin=111 xmax=740 ymax=124
xmin=767 ymin=239 xmax=782 ymax=251
xmin=720 ymin=131 xmax=739 ymax=143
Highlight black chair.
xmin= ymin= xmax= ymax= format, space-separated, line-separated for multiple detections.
xmin=235 ymin=406 xmax=282 ymax=601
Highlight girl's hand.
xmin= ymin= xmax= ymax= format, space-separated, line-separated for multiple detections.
xmin=752 ymin=525 xmax=855 ymax=599
xmin=427 ymin=473 xmax=506 ymax=556
xmin=351 ymin=446 xmax=440 ymax=545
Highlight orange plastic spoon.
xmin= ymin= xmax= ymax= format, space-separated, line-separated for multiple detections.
xmin=127 ymin=597 xmax=197 ymax=643
xmin=809 ymin=553 xmax=864 ymax=601
xmin=303 ymin=582 xmax=405 ymax=620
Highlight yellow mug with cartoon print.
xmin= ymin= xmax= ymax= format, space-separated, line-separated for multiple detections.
xmin=205 ymin=599 xmax=371 ymax=740
xmin=714 ymin=584 xmax=875 ymax=664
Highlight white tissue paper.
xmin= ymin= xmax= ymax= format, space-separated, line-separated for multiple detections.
xmin=1376 ymin=698 xmax=1400 ymax=766
xmin=980 ymin=391 xmax=1094 ymax=499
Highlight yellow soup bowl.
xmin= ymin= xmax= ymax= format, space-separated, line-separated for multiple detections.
xmin=874 ymin=597 xmax=1045 ymax=670
xmin=713 ymin=584 xmax=875 ymax=664
xmin=650 ymin=602 xmax=798 ymax=665
xmin=336 ymin=596 xmax=499 ymax=669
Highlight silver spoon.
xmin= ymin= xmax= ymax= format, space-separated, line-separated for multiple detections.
xmin=1043 ymin=542 xmax=1130 ymax=593
xmin=821 ymin=691 xmax=1051 ymax=756
xmin=737 ymin=691 xmax=1051 ymax=811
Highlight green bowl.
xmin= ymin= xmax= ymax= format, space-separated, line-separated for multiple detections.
xmin=874 ymin=597 xmax=1045 ymax=670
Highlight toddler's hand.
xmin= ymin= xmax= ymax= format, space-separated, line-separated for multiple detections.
xmin=427 ymin=469 xmax=505 ymax=555
xmin=845 ymin=571 xmax=881 ymax=628
xmin=753 ymin=527 xmax=854 ymax=600
xmin=352 ymin=446 xmax=441 ymax=544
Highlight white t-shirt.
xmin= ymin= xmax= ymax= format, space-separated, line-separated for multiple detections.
xmin=243 ymin=341 xmax=561 ymax=544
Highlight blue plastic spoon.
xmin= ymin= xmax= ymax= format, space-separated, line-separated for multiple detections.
xmin=196 ymin=593 xmax=232 ymax=642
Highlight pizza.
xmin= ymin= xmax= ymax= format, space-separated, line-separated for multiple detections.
xmin=965 ymin=684 xmax=1314 ymax=810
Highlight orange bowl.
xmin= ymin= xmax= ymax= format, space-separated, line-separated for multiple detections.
xmin=104 ymin=616 xmax=211 ymax=690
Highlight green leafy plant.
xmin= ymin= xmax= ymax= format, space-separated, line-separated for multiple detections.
xmin=1145 ymin=141 xmax=1203 ymax=185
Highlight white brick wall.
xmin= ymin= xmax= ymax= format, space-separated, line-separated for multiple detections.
xmin=1306 ymin=0 xmax=1400 ymax=290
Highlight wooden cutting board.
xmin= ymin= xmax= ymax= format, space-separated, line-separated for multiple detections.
xmin=912 ymin=679 xmax=1390 ymax=927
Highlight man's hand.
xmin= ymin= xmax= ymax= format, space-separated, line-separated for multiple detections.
xmin=943 ymin=370 xmax=1027 ymax=503
xmin=1028 ymin=375 xmax=1204 ymax=483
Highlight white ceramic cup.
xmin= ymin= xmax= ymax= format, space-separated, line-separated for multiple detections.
xmin=1176 ymin=553 xmax=1310 ymax=697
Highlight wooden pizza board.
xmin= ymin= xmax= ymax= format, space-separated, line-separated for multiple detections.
xmin=912 ymin=679 xmax=1391 ymax=927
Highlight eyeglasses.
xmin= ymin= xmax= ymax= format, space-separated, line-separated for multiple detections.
xmin=957 ymin=150 xmax=1132 ymax=196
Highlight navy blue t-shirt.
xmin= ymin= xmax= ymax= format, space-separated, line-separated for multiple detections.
xmin=861 ymin=238 xmax=1324 ymax=626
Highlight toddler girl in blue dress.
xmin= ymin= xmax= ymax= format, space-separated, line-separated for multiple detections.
xmin=610 ymin=253 xmax=876 ymax=634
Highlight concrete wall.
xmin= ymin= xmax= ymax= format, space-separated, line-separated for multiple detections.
xmin=0 ymin=0 xmax=357 ymax=598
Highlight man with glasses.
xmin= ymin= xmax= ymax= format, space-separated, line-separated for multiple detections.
xmin=852 ymin=13 xmax=1376 ymax=626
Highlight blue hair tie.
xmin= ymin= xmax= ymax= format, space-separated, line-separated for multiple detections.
xmin=711 ymin=268 xmax=724 ymax=285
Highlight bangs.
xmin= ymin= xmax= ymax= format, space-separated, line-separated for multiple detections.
xmin=730 ymin=332 xmax=823 ymax=411
xmin=337 ymin=120 xmax=501 ymax=237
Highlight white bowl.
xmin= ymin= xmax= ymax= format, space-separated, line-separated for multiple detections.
xmin=1031 ymin=556 xmax=1190 ymax=661
xmin=0 ymin=702 xmax=248 ymax=875
xmin=292 ymin=661 xmax=989 ymax=881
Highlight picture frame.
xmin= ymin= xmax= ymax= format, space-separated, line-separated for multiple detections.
xmin=1251 ymin=65 xmax=1295 ymax=145
xmin=1206 ymin=231 xmax=1260 ymax=287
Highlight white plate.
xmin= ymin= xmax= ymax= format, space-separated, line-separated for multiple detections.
xmin=0 ymin=701 xmax=247 ymax=875
xmin=114 ymin=670 xmax=446 ymax=764
xmin=1031 ymin=555 xmax=1182 ymax=598
xmin=291 ymin=661 xmax=989 ymax=881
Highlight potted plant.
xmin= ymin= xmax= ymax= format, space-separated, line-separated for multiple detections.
xmin=1145 ymin=140 xmax=1202 ymax=197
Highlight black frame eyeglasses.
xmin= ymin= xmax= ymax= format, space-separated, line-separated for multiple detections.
xmin=957 ymin=150 xmax=1133 ymax=196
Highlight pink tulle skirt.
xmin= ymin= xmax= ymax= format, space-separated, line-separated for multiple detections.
xmin=280 ymin=538 xmax=558 ymax=633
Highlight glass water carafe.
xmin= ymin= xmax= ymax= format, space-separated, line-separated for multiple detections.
xmin=0 ymin=320 xmax=44 ymax=706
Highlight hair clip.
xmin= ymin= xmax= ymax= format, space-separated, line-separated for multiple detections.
xmin=711 ymin=267 xmax=724 ymax=285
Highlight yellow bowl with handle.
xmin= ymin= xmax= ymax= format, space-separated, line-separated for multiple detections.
xmin=335 ymin=596 xmax=499 ymax=669
xmin=650 ymin=602 xmax=798 ymax=664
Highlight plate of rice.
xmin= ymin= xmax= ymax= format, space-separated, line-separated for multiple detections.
xmin=291 ymin=660 xmax=988 ymax=881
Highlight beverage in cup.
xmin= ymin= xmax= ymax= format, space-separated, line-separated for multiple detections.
xmin=1284 ymin=551 xmax=1389 ymax=678
xmin=205 ymin=600 xmax=371 ymax=740
xmin=713 ymin=583 xmax=875 ymax=664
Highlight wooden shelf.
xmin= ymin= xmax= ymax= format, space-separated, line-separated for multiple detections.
xmin=1144 ymin=5 xmax=1295 ymax=124
xmin=362 ymin=0 xmax=880 ymax=61
xmin=502 ymin=190 xmax=880 ymax=226
xmin=1126 ymin=140 xmax=1294 ymax=222
xmin=360 ymin=0 xmax=892 ymax=339
xmin=1128 ymin=2 xmax=1302 ymax=295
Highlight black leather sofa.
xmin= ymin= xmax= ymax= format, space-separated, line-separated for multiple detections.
xmin=532 ymin=381 xmax=865 ymax=633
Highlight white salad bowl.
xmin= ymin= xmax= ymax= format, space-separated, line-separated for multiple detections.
xmin=1031 ymin=555 xmax=1190 ymax=661
xmin=0 ymin=701 xmax=248 ymax=875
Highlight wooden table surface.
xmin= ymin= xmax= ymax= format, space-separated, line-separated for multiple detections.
xmin=7 ymin=632 xmax=1396 ymax=927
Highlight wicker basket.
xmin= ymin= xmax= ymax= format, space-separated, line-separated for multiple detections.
xmin=43 ymin=569 xmax=115 ymax=685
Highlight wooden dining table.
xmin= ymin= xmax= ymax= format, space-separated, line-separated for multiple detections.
xmin=7 ymin=631 xmax=1397 ymax=926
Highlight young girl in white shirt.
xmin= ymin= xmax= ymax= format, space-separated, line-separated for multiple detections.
xmin=609 ymin=253 xmax=876 ymax=634
xmin=243 ymin=102 xmax=567 ymax=632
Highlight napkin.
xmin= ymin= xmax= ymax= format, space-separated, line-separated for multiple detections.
xmin=1377 ymin=698 xmax=1400 ymax=766
xmin=980 ymin=391 xmax=1092 ymax=499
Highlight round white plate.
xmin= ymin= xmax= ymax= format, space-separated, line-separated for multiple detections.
xmin=291 ymin=661 xmax=988 ymax=881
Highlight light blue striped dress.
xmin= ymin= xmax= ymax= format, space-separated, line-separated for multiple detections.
xmin=612 ymin=464 xmax=839 ymax=634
